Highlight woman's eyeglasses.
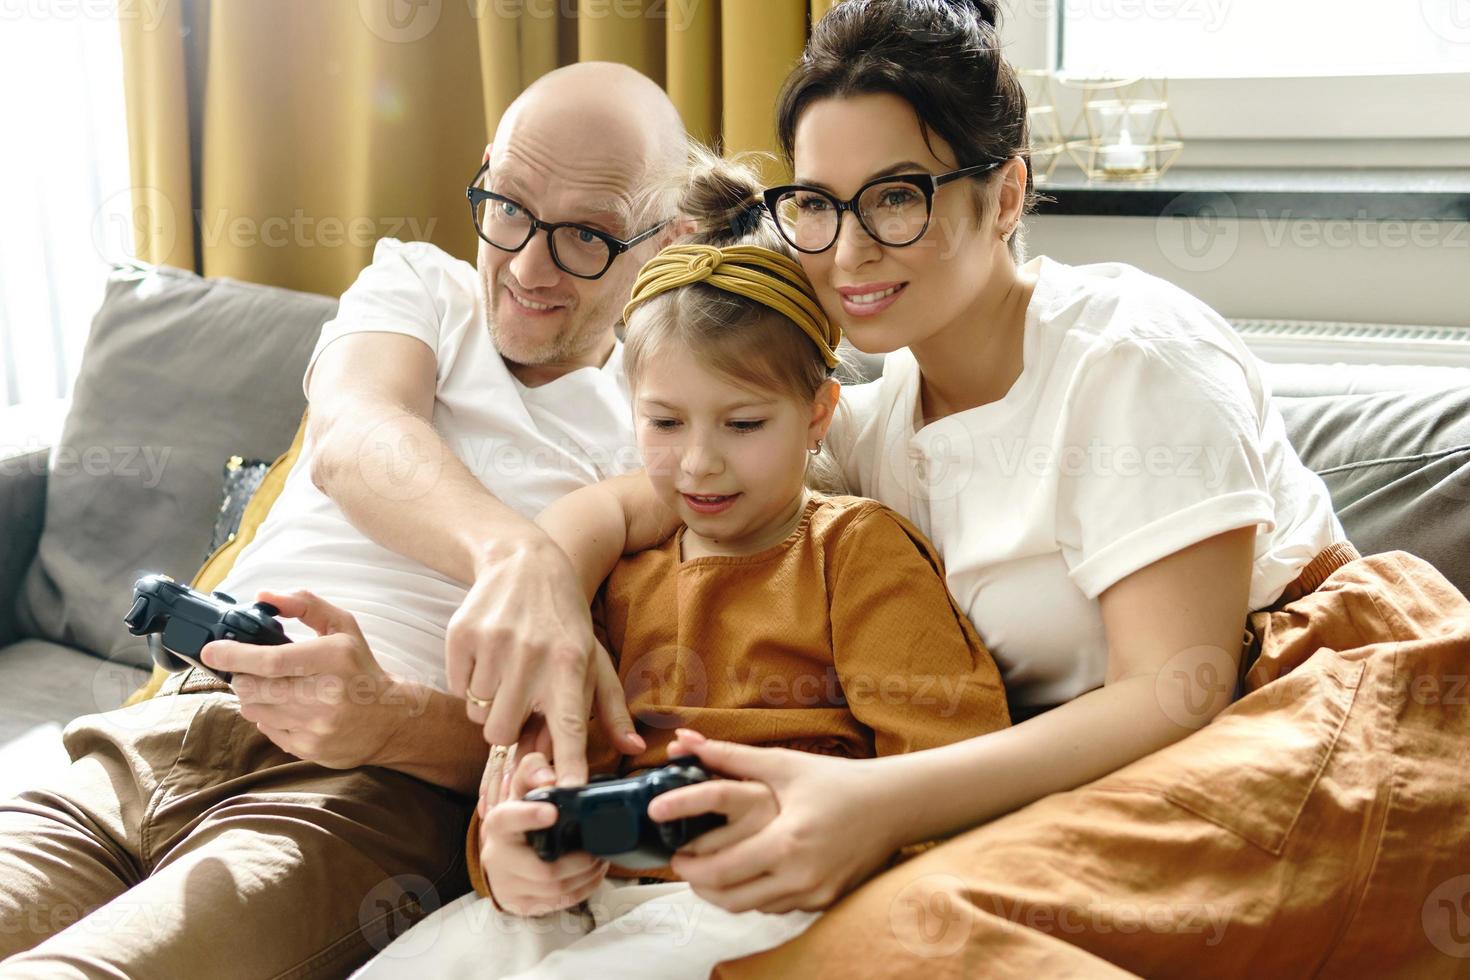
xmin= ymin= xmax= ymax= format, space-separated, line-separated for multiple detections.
xmin=762 ymin=162 xmax=1004 ymax=255
xmin=466 ymin=162 xmax=667 ymax=280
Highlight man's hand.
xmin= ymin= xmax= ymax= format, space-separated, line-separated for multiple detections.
xmin=447 ymin=533 xmax=643 ymax=786
xmin=200 ymin=589 xmax=416 ymax=769
xmin=482 ymin=750 xmax=610 ymax=918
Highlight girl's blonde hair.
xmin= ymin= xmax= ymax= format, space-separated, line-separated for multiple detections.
xmin=623 ymin=143 xmax=852 ymax=493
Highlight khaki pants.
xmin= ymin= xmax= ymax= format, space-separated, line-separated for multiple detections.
xmin=713 ymin=545 xmax=1470 ymax=979
xmin=0 ymin=668 xmax=473 ymax=979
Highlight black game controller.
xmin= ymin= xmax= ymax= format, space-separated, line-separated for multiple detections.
xmin=524 ymin=756 xmax=728 ymax=869
xmin=123 ymin=574 xmax=291 ymax=684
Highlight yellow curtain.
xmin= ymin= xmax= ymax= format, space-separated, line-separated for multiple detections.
xmin=120 ymin=0 xmax=838 ymax=298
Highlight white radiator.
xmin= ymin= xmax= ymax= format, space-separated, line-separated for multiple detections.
xmin=1231 ymin=319 xmax=1470 ymax=368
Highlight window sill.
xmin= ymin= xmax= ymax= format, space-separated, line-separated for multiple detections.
xmin=1032 ymin=167 xmax=1470 ymax=222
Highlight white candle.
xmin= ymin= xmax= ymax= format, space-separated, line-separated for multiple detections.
xmin=1101 ymin=132 xmax=1146 ymax=174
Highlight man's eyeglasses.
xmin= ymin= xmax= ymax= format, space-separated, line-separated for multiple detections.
xmin=466 ymin=162 xmax=667 ymax=280
xmin=762 ymin=162 xmax=1004 ymax=255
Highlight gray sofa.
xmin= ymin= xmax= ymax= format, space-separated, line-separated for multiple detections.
xmin=2 ymin=262 xmax=1468 ymax=764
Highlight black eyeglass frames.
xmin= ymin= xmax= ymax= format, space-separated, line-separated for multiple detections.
xmin=762 ymin=161 xmax=1005 ymax=254
xmin=466 ymin=161 xmax=667 ymax=280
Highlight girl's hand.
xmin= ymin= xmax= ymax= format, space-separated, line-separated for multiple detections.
xmin=651 ymin=728 xmax=902 ymax=915
xmin=481 ymin=750 xmax=610 ymax=918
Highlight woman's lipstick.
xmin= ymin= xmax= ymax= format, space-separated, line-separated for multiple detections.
xmin=836 ymin=281 xmax=906 ymax=318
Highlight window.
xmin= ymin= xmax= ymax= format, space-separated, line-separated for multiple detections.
xmin=1061 ymin=0 xmax=1470 ymax=78
xmin=1005 ymin=0 xmax=1470 ymax=146
xmin=0 ymin=2 xmax=133 ymax=410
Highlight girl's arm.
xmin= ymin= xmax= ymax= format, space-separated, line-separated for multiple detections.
xmin=533 ymin=470 xmax=681 ymax=601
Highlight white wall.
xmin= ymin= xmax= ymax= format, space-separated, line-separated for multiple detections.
xmin=1025 ymin=212 xmax=1470 ymax=326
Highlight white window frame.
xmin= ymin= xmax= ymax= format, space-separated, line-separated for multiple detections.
xmin=1004 ymin=0 xmax=1470 ymax=153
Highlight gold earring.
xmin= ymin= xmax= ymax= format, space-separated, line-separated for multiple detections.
xmin=809 ymin=440 xmax=823 ymax=456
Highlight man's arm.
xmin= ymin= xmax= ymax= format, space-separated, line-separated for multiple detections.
xmin=306 ymin=332 xmax=556 ymax=588
xmin=380 ymin=678 xmax=490 ymax=797
xmin=303 ymin=331 xmax=641 ymax=783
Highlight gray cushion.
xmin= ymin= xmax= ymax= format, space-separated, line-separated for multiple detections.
xmin=16 ymin=264 xmax=336 ymax=668
xmin=0 ymin=639 xmax=151 ymax=746
xmin=1276 ymin=385 xmax=1470 ymax=597
xmin=0 ymin=447 xmax=48 ymax=649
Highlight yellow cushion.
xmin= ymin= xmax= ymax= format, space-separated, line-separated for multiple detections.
xmin=121 ymin=410 xmax=311 ymax=706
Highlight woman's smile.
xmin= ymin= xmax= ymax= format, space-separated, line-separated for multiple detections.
xmin=836 ymin=281 xmax=908 ymax=317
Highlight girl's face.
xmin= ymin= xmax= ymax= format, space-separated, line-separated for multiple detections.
xmin=791 ymin=92 xmax=1003 ymax=355
xmin=634 ymin=347 xmax=836 ymax=556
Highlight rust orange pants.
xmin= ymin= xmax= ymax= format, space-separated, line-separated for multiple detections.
xmin=713 ymin=545 xmax=1470 ymax=978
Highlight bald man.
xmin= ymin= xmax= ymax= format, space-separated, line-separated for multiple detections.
xmin=0 ymin=63 xmax=688 ymax=978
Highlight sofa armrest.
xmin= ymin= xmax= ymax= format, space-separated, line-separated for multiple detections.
xmin=0 ymin=447 xmax=48 ymax=647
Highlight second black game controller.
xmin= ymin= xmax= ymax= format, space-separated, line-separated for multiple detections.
xmin=524 ymin=756 xmax=728 ymax=869
xmin=124 ymin=574 xmax=291 ymax=684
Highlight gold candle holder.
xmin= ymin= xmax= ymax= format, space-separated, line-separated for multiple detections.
xmin=1057 ymin=76 xmax=1183 ymax=182
xmin=1019 ymin=69 xmax=1066 ymax=187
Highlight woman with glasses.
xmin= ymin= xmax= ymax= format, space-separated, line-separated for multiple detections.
xmin=487 ymin=1 xmax=1470 ymax=975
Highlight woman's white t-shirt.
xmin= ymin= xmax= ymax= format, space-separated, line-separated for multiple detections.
xmin=828 ymin=256 xmax=1346 ymax=710
xmin=216 ymin=239 xmax=640 ymax=693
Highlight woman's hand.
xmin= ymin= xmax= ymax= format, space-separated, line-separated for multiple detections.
xmin=650 ymin=728 xmax=904 ymax=915
xmin=481 ymin=750 xmax=610 ymax=918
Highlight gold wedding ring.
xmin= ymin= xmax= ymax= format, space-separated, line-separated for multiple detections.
xmin=466 ymin=691 xmax=494 ymax=709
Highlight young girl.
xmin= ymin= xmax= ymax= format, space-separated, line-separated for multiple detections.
xmin=351 ymin=152 xmax=1010 ymax=979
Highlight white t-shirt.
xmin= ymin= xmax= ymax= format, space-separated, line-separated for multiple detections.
xmin=828 ymin=256 xmax=1345 ymax=710
xmin=216 ymin=239 xmax=639 ymax=693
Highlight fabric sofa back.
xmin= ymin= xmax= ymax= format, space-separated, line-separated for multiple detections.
xmin=13 ymin=264 xmax=336 ymax=668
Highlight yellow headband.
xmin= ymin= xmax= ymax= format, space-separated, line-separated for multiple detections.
xmin=622 ymin=244 xmax=842 ymax=370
